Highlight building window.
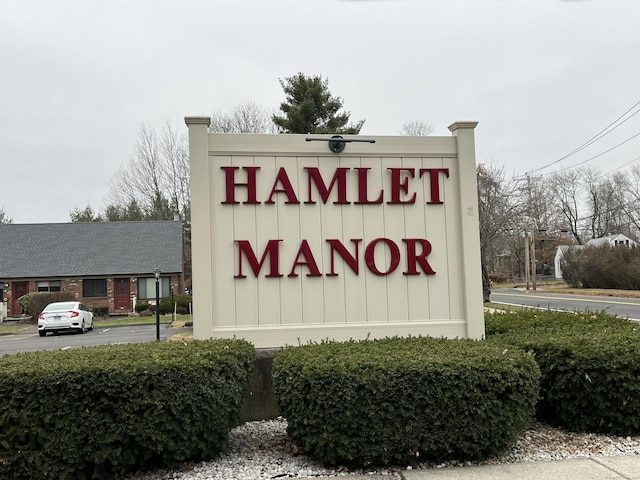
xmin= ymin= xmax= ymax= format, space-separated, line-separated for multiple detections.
xmin=37 ymin=280 xmax=61 ymax=292
xmin=83 ymin=279 xmax=107 ymax=297
xmin=137 ymin=277 xmax=170 ymax=300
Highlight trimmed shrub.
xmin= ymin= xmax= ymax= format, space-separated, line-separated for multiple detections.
xmin=135 ymin=302 xmax=151 ymax=313
xmin=486 ymin=309 xmax=640 ymax=434
xmin=561 ymin=244 xmax=640 ymax=290
xmin=0 ymin=339 xmax=255 ymax=479
xmin=25 ymin=292 xmax=75 ymax=319
xmin=159 ymin=294 xmax=192 ymax=315
xmin=17 ymin=292 xmax=39 ymax=315
xmin=92 ymin=306 xmax=109 ymax=317
xmin=273 ymin=336 xmax=540 ymax=467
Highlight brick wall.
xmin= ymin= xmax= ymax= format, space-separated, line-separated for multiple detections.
xmin=4 ymin=275 xmax=183 ymax=317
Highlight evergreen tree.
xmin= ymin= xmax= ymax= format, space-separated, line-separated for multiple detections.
xmin=272 ymin=73 xmax=364 ymax=134
xmin=0 ymin=207 xmax=13 ymax=224
xmin=69 ymin=204 xmax=103 ymax=222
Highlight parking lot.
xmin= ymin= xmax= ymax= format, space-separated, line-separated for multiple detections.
xmin=0 ymin=322 xmax=192 ymax=356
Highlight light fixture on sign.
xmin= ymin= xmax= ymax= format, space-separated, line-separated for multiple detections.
xmin=306 ymin=135 xmax=376 ymax=153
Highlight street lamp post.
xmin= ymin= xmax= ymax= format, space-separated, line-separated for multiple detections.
xmin=154 ymin=268 xmax=161 ymax=341
xmin=171 ymin=284 xmax=175 ymax=323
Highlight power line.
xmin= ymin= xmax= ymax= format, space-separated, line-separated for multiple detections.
xmin=594 ymin=156 xmax=640 ymax=180
xmin=539 ymin=130 xmax=640 ymax=177
xmin=524 ymin=100 xmax=640 ymax=176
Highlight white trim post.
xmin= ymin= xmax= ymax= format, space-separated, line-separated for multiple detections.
xmin=448 ymin=121 xmax=485 ymax=339
xmin=185 ymin=117 xmax=212 ymax=339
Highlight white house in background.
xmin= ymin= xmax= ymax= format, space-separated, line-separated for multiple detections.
xmin=554 ymin=234 xmax=638 ymax=279
xmin=583 ymin=233 xmax=637 ymax=248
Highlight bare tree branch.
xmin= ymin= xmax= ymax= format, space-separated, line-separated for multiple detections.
xmin=210 ymin=101 xmax=277 ymax=134
xmin=400 ymin=121 xmax=434 ymax=136
xmin=107 ymin=123 xmax=189 ymax=220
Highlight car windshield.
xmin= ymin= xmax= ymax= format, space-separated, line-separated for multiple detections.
xmin=43 ymin=302 xmax=76 ymax=312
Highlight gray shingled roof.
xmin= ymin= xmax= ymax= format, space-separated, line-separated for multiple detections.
xmin=0 ymin=221 xmax=183 ymax=279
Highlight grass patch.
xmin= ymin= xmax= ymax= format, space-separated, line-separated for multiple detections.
xmin=94 ymin=314 xmax=192 ymax=327
xmin=484 ymin=302 xmax=529 ymax=312
xmin=0 ymin=324 xmax=31 ymax=334
xmin=537 ymin=284 xmax=640 ymax=298
xmin=492 ymin=282 xmax=640 ymax=299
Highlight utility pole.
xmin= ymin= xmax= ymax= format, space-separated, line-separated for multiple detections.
xmin=525 ymin=231 xmax=530 ymax=290
xmin=531 ymin=231 xmax=537 ymax=291
xmin=525 ymin=173 xmax=533 ymax=290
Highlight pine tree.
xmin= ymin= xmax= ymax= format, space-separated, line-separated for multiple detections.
xmin=272 ymin=73 xmax=364 ymax=134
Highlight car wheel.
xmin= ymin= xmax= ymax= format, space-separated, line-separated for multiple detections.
xmin=39 ymin=331 xmax=46 ymax=337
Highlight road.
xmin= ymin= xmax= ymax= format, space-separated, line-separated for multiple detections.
xmin=3 ymin=290 xmax=639 ymax=356
xmin=490 ymin=288 xmax=640 ymax=321
xmin=0 ymin=323 xmax=192 ymax=357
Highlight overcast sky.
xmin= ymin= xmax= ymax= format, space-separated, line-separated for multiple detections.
xmin=2 ymin=0 xmax=639 ymax=224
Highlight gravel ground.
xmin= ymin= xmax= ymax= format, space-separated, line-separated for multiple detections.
xmin=121 ymin=418 xmax=640 ymax=480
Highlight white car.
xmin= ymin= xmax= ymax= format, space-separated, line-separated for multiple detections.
xmin=38 ymin=301 xmax=94 ymax=337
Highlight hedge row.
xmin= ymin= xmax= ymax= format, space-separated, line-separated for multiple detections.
xmin=273 ymin=336 xmax=540 ymax=467
xmin=92 ymin=305 xmax=109 ymax=317
xmin=486 ymin=309 xmax=640 ymax=434
xmin=3 ymin=308 xmax=635 ymax=476
xmin=560 ymin=244 xmax=640 ymax=290
xmin=159 ymin=294 xmax=192 ymax=314
xmin=134 ymin=295 xmax=192 ymax=315
xmin=18 ymin=291 xmax=75 ymax=318
xmin=0 ymin=339 xmax=254 ymax=480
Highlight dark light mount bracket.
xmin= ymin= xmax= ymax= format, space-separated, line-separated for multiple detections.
xmin=306 ymin=135 xmax=376 ymax=153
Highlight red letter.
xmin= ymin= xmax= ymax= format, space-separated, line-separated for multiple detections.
xmin=304 ymin=167 xmax=350 ymax=204
xmin=355 ymin=167 xmax=383 ymax=204
xmin=235 ymin=240 xmax=283 ymax=278
xmin=419 ymin=168 xmax=449 ymax=204
xmin=221 ymin=166 xmax=260 ymax=204
xmin=387 ymin=168 xmax=416 ymax=204
xmin=326 ymin=238 xmax=361 ymax=275
xmin=288 ymin=240 xmax=322 ymax=277
xmin=266 ymin=167 xmax=299 ymax=204
xmin=365 ymin=238 xmax=400 ymax=275
xmin=403 ymin=238 xmax=436 ymax=275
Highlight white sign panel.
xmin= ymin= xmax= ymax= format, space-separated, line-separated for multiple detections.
xmin=186 ymin=118 xmax=484 ymax=348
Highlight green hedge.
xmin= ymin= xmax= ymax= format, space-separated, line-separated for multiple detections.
xmin=0 ymin=339 xmax=255 ymax=479
xmin=273 ymin=336 xmax=540 ymax=467
xmin=135 ymin=302 xmax=150 ymax=313
xmin=17 ymin=292 xmax=39 ymax=315
xmin=159 ymin=294 xmax=192 ymax=315
xmin=24 ymin=292 xmax=75 ymax=319
xmin=486 ymin=309 xmax=640 ymax=434
xmin=92 ymin=306 xmax=109 ymax=317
